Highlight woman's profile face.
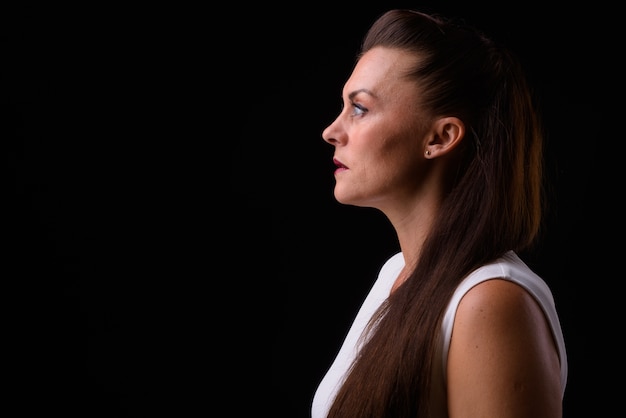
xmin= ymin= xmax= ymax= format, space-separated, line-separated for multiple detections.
xmin=322 ymin=47 xmax=434 ymax=211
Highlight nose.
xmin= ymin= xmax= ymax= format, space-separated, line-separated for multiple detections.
xmin=322 ymin=115 xmax=343 ymax=146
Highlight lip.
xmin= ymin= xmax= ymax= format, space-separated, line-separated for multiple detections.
xmin=333 ymin=158 xmax=348 ymax=175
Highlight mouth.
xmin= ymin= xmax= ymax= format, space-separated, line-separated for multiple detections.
xmin=333 ymin=158 xmax=347 ymax=169
xmin=333 ymin=158 xmax=348 ymax=175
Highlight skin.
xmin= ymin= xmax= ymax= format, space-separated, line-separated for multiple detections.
xmin=322 ymin=47 xmax=562 ymax=417
xmin=323 ymin=47 xmax=464 ymax=276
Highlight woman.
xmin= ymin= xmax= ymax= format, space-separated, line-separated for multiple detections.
xmin=312 ymin=9 xmax=568 ymax=418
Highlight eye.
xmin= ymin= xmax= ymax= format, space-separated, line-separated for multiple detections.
xmin=350 ymin=102 xmax=367 ymax=117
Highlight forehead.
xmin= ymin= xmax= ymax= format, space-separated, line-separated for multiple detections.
xmin=344 ymin=47 xmax=419 ymax=97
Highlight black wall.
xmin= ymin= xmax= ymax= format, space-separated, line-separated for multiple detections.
xmin=4 ymin=2 xmax=620 ymax=417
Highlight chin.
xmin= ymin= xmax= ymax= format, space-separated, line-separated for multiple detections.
xmin=334 ymin=190 xmax=364 ymax=207
xmin=333 ymin=190 xmax=352 ymax=205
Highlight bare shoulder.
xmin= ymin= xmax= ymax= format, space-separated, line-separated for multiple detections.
xmin=451 ymin=278 xmax=555 ymax=367
xmin=456 ymin=278 xmax=540 ymax=326
xmin=446 ymin=279 xmax=562 ymax=417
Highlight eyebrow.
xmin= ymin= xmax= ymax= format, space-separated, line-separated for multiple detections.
xmin=348 ymin=88 xmax=376 ymax=101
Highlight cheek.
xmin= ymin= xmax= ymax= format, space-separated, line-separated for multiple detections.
xmin=357 ymin=120 xmax=425 ymax=177
xmin=378 ymin=130 xmax=423 ymax=165
xmin=378 ymin=139 xmax=426 ymax=185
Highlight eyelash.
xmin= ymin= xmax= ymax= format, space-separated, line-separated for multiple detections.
xmin=350 ymin=102 xmax=366 ymax=117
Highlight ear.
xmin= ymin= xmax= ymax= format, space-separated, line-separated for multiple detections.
xmin=424 ymin=117 xmax=465 ymax=158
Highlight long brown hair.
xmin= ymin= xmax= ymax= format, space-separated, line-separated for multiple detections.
xmin=327 ymin=9 xmax=544 ymax=418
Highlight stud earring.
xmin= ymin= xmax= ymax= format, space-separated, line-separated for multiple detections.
xmin=425 ymin=150 xmax=431 ymax=156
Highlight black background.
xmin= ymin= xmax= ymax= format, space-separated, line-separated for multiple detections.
xmin=4 ymin=2 xmax=621 ymax=417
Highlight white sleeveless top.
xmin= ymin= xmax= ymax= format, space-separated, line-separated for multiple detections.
xmin=311 ymin=251 xmax=567 ymax=418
